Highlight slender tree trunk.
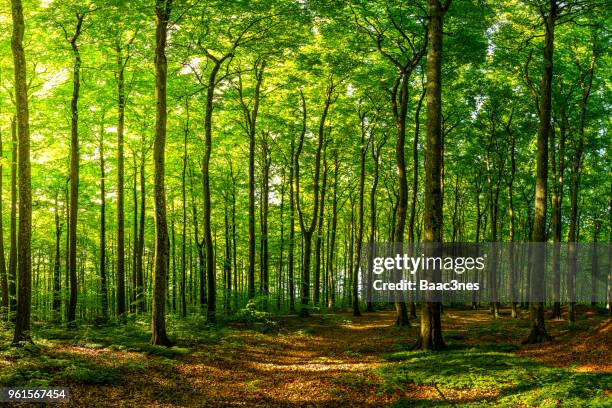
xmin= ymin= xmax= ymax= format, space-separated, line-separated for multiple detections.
xmin=508 ymin=129 xmax=518 ymax=318
xmin=414 ymin=0 xmax=450 ymax=351
xmin=52 ymin=194 xmax=62 ymax=322
xmin=261 ymin=138 xmax=271 ymax=308
xmin=136 ymin=148 xmax=146 ymax=313
xmin=327 ymin=153 xmax=339 ymax=308
xmin=151 ymin=0 xmax=172 ymax=346
xmin=180 ymin=100 xmax=189 ymax=318
xmin=116 ymin=42 xmax=127 ymax=319
xmin=67 ymin=14 xmax=84 ymax=328
xmin=591 ymin=222 xmax=600 ymax=306
xmin=0 ymin=125 xmax=8 ymax=319
xmin=8 ymin=118 xmax=16 ymax=320
xmin=277 ymin=169 xmax=286 ymax=310
xmin=353 ymin=111 xmax=369 ymax=317
xmin=99 ymin=123 xmax=108 ymax=321
xmin=11 ymin=0 xmax=32 ymax=344
xmin=295 ymin=86 xmax=331 ymax=316
xmin=314 ymin=147 xmax=327 ymax=306
xmin=550 ymin=108 xmax=565 ymax=320
xmin=567 ymin=37 xmax=596 ymax=324
xmin=288 ymin=137 xmax=296 ymax=312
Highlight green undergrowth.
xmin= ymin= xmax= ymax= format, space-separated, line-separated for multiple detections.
xmin=379 ymin=346 xmax=612 ymax=407
xmin=0 ymin=316 xmax=235 ymax=387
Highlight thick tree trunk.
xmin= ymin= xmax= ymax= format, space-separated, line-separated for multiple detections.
xmin=523 ymin=0 xmax=555 ymax=344
xmin=151 ymin=0 xmax=172 ymax=346
xmin=414 ymin=0 xmax=450 ymax=351
xmin=11 ymin=0 xmax=32 ymax=344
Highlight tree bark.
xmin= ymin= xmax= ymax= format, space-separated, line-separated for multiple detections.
xmin=567 ymin=36 xmax=596 ymax=324
xmin=67 ymin=13 xmax=84 ymax=328
xmin=8 ymin=118 xmax=16 ymax=320
xmin=99 ymin=121 xmax=108 ymax=321
xmin=523 ymin=0 xmax=555 ymax=344
xmin=0 ymin=125 xmax=8 ymax=319
xmin=151 ymin=0 xmax=172 ymax=346
xmin=295 ymin=86 xmax=332 ymax=316
xmin=115 ymin=42 xmax=127 ymax=319
xmin=414 ymin=0 xmax=450 ymax=351
xmin=11 ymin=0 xmax=32 ymax=344
xmin=288 ymin=137 xmax=296 ymax=312
xmin=550 ymin=106 xmax=566 ymax=320
xmin=243 ymin=63 xmax=265 ymax=301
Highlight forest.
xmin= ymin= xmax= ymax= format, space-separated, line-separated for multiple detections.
xmin=0 ymin=0 xmax=611 ymax=406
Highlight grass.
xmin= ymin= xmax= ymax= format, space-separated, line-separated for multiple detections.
xmin=379 ymin=345 xmax=612 ymax=407
xmin=0 ymin=309 xmax=610 ymax=407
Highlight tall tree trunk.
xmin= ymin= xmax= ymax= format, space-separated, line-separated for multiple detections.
xmin=314 ymin=146 xmax=327 ymax=306
xmin=414 ymin=0 xmax=450 ymax=351
xmin=0 ymin=125 xmax=8 ymax=319
xmin=392 ymin=71 xmax=411 ymax=327
xmin=8 ymin=118 xmax=16 ymax=320
xmin=67 ymin=13 xmax=84 ymax=327
xmin=567 ymin=37 xmax=596 ymax=324
xmin=131 ymin=157 xmax=139 ymax=313
xmin=508 ymin=127 xmax=518 ymax=318
xmin=277 ymin=169 xmax=286 ymax=310
xmin=136 ymin=146 xmax=146 ymax=313
xmin=201 ymin=48 xmax=234 ymax=322
xmin=242 ymin=62 xmax=265 ymax=301
xmin=99 ymin=122 xmax=108 ymax=321
xmin=189 ymin=164 xmax=206 ymax=309
xmin=550 ymin=107 xmax=565 ymax=320
xmin=116 ymin=42 xmax=127 ymax=319
xmin=591 ymin=221 xmax=600 ymax=306
xmin=353 ymin=111 xmax=369 ymax=317
xmin=327 ymin=153 xmax=339 ymax=308
xmin=295 ymin=85 xmax=332 ymax=317
xmin=523 ymin=0 xmax=555 ymax=344
xmin=288 ymin=137 xmax=296 ymax=312
xmin=260 ymin=132 xmax=271 ymax=309
xmin=181 ymin=100 xmax=189 ymax=318
xmin=11 ymin=0 xmax=32 ymax=344
xmin=367 ymin=132 xmax=386 ymax=313
xmin=52 ymin=194 xmax=62 ymax=322
xmin=151 ymin=0 xmax=172 ymax=346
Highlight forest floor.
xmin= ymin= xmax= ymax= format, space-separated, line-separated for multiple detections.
xmin=1 ymin=307 xmax=611 ymax=407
